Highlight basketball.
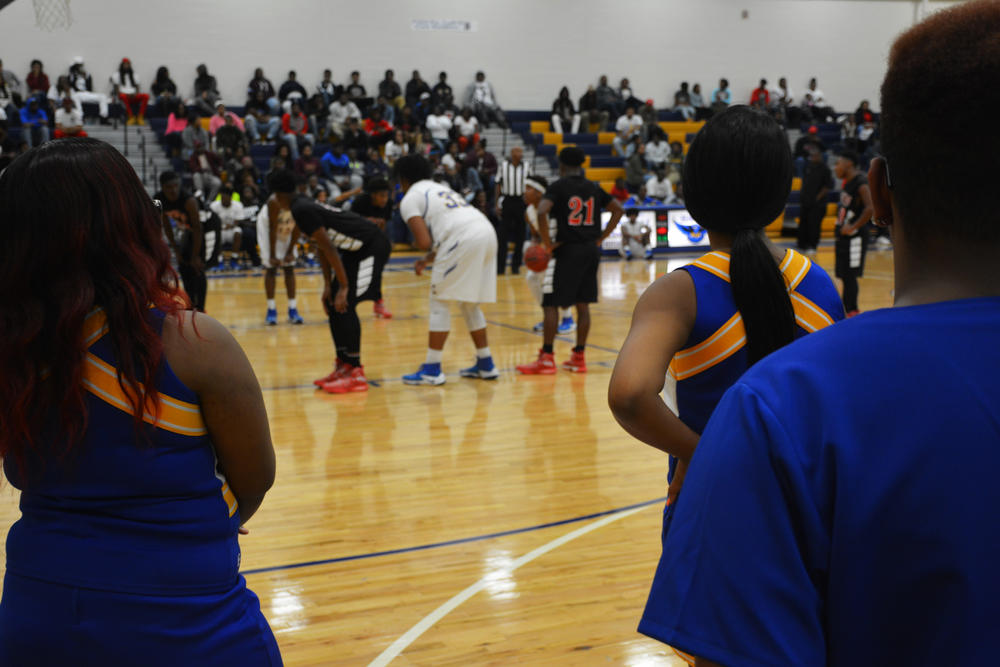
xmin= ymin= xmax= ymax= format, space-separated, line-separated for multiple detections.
xmin=525 ymin=245 xmax=551 ymax=272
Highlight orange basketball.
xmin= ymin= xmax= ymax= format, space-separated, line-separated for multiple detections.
xmin=524 ymin=245 xmax=551 ymax=272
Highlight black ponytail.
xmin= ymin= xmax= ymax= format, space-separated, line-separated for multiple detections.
xmin=683 ymin=105 xmax=796 ymax=364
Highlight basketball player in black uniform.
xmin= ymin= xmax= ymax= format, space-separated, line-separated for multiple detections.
xmin=833 ymin=150 xmax=873 ymax=316
xmin=156 ymin=171 xmax=207 ymax=311
xmin=517 ymin=146 xmax=624 ymax=374
xmin=266 ymin=169 xmax=391 ymax=394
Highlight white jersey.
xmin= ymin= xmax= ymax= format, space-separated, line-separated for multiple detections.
xmin=209 ymin=200 xmax=247 ymax=230
xmin=399 ymin=179 xmax=493 ymax=251
xmin=525 ymin=204 xmax=557 ymax=241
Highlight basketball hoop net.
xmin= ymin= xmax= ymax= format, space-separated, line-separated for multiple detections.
xmin=33 ymin=0 xmax=72 ymax=31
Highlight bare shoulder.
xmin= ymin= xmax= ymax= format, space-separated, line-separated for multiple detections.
xmin=636 ymin=267 xmax=696 ymax=317
xmin=161 ymin=311 xmax=248 ymax=395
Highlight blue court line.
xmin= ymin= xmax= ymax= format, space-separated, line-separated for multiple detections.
xmin=485 ymin=319 xmax=621 ymax=355
xmin=241 ymin=496 xmax=666 ymax=576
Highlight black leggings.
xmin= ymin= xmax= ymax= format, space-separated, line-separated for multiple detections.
xmin=178 ymin=262 xmax=207 ymax=312
xmin=328 ymin=308 xmax=362 ymax=366
xmin=842 ymin=274 xmax=859 ymax=313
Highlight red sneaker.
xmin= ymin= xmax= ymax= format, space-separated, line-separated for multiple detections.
xmin=562 ymin=350 xmax=587 ymax=373
xmin=314 ymin=359 xmax=349 ymax=387
xmin=323 ymin=366 xmax=369 ymax=393
xmin=374 ymin=299 xmax=393 ymax=319
xmin=516 ymin=350 xmax=557 ymax=375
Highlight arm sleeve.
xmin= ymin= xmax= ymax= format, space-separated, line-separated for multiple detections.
xmin=637 ymin=382 xmax=827 ymax=667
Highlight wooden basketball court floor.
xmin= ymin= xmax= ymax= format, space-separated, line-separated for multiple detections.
xmin=0 ymin=242 xmax=895 ymax=666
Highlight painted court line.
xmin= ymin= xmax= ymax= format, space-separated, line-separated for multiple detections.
xmin=241 ymin=497 xmax=665 ymax=575
xmin=367 ymin=504 xmax=651 ymax=667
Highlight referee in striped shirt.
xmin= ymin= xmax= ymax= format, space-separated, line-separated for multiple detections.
xmin=494 ymin=146 xmax=532 ymax=274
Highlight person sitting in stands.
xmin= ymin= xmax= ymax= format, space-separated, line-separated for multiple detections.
xmin=405 ymin=70 xmax=430 ymax=109
xmin=623 ymin=183 xmax=658 ymax=208
xmin=181 ymin=111 xmax=209 ymax=160
xmin=364 ymin=147 xmax=389 ymax=181
xmin=151 ymin=66 xmax=177 ymax=115
xmin=192 ymin=63 xmax=219 ymax=116
xmin=638 ymin=99 xmax=658 ymax=139
xmin=610 ymin=177 xmax=630 ymax=203
xmin=425 ymin=105 xmax=453 ymax=152
xmin=294 ymin=143 xmax=322 ymax=181
xmin=625 ymin=141 xmax=648 ymax=191
xmin=246 ymin=68 xmax=279 ymax=115
xmin=68 ymin=57 xmax=110 ymax=123
xmin=341 ymin=117 xmax=368 ymax=157
xmin=163 ymin=100 xmax=188 ymax=155
xmin=645 ymin=127 xmax=671 ymax=170
xmin=578 ymin=85 xmax=610 ymax=131
xmin=802 ymin=77 xmax=835 ymax=122
xmin=467 ymin=71 xmax=506 ymax=128
xmin=328 ymin=91 xmax=361 ymax=139
xmin=26 ymin=59 xmax=49 ymax=101
xmin=750 ymin=78 xmax=770 ymax=109
xmin=110 ymin=58 xmax=149 ymax=125
xmin=551 ymin=86 xmax=580 ymax=135
xmin=646 ymin=168 xmax=675 ymax=203
xmin=373 ymin=95 xmax=396 ymax=125
xmin=690 ymin=83 xmax=708 ymax=120
xmin=19 ymin=97 xmax=49 ymax=148
xmin=363 ymin=108 xmax=393 ymax=146
xmin=379 ymin=69 xmax=404 ymax=109
xmin=215 ymin=114 xmax=248 ymax=155
xmin=432 ymin=71 xmax=455 ymax=112
xmin=187 ymin=143 xmax=223 ymax=202
xmin=454 ymin=107 xmax=480 ymax=144
xmin=711 ymin=78 xmax=732 ymax=114
xmin=619 ymin=77 xmax=643 ymax=110
xmin=54 ymin=95 xmax=86 ymax=138
xmin=278 ymin=70 xmax=307 ymax=114
xmin=596 ymin=74 xmax=623 ymax=118
xmin=317 ymin=68 xmax=342 ymax=107
xmin=281 ymin=101 xmax=314 ymax=160
xmin=209 ymin=102 xmax=243 ymax=136
xmin=613 ymin=106 xmax=643 ymax=158
xmin=244 ymin=91 xmax=279 ymax=144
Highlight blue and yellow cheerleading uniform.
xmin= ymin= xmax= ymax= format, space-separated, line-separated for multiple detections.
xmin=0 ymin=308 xmax=281 ymax=666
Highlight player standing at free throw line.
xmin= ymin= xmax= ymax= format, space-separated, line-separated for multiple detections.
xmin=517 ymin=146 xmax=624 ymax=374
xmin=395 ymin=154 xmax=500 ymax=385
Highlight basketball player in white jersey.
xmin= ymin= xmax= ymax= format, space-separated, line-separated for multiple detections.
xmin=395 ymin=154 xmax=499 ymax=385
xmin=257 ymin=182 xmax=303 ymax=325
xmin=523 ymin=176 xmax=575 ymax=333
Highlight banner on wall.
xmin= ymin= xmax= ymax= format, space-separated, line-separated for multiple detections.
xmin=411 ymin=19 xmax=477 ymax=32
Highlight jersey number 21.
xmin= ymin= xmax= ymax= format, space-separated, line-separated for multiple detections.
xmin=568 ymin=196 xmax=595 ymax=226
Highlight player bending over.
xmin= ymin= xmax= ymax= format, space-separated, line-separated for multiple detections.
xmin=257 ymin=180 xmax=304 ymax=325
xmin=395 ymin=154 xmax=500 ymax=385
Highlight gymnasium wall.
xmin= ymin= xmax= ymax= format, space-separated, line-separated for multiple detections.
xmin=0 ymin=0 xmax=960 ymax=112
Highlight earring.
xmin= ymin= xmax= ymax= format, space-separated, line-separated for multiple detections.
xmin=872 ymin=215 xmax=892 ymax=228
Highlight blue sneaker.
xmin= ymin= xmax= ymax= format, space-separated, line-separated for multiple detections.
xmin=288 ymin=307 xmax=304 ymax=324
xmin=532 ymin=321 xmax=544 ymax=332
xmin=558 ymin=317 xmax=577 ymax=334
xmin=229 ymin=258 xmax=241 ymax=271
xmin=265 ymin=308 xmax=278 ymax=325
xmin=402 ymin=363 xmax=446 ymax=386
xmin=460 ymin=356 xmax=500 ymax=380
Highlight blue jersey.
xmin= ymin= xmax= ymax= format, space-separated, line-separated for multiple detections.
xmin=3 ymin=308 xmax=241 ymax=595
xmin=641 ymin=298 xmax=1000 ymax=665
xmin=664 ymin=249 xmax=843 ymax=479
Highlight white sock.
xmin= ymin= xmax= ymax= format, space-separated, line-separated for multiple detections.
xmin=560 ymin=308 xmax=572 ymax=319
xmin=425 ymin=349 xmax=443 ymax=364
xmin=267 ymin=299 xmax=276 ymax=310
xmin=288 ymin=298 xmax=297 ymax=309
xmin=476 ymin=347 xmax=491 ymax=359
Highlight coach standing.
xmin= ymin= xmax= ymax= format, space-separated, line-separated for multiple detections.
xmin=495 ymin=146 xmax=532 ymax=274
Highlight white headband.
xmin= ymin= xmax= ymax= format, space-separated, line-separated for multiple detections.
xmin=525 ymin=178 xmax=546 ymax=194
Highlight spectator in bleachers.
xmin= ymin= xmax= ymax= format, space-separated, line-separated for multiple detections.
xmin=578 ymin=85 xmax=609 ymax=132
xmin=305 ymin=94 xmax=330 ymax=141
xmin=464 ymin=141 xmax=498 ymax=200
xmin=467 ymin=71 xmax=506 ymax=128
xmin=384 ymin=129 xmax=409 ymax=166
xmin=317 ymin=69 xmax=341 ymax=107
xmin=673 ymin=82 xmax=690 ymax=107
xmin=440 ymin=140 xmax=461 ymax=172
xmin=551 ymin=86 xmax=580 ymax=135
xmin=0 ymin=73 xmax=19 ymax=121
xmin=750 ymin=79 xmax=770 ymax=109
xmin=181 ymin=111 xmax=209 ymax=160
xmin=342 ymin=116 xmax=369 ymax=156
xmin=53 ymin=96 xmax=86 ymax=138
xmin=610 ymin=177 xmax=629 ymax=203
xmin=192 ymin=64 xmax=220 ymax=116
xmin=645 ymin=128 xmax=671 ymax=171
xmin=854 ymin=100 xmax=877 ymax=155
xmin=68 ymin=58 xmax=110 ymax=122
xmin=363 ymin=107 xmax=393 ymax=146
xmin=405 ymin=70 xmax=431 ymax=108
xmin=690 ymin=83 xmax=708 ymax=120
xmin=613 ymin=106 xmax=643 ymax=157
xmin=209 ymin=186 xmax=246 ymax=270
xmin=638 ymin=99 xmax=658 ymax=139
xmin=269 ymin=142 xmax=292 ymax=173
xmin=431 ymin=71 xmax=454 ymax=111
xmin=346 ymin=71 xmax=368 ymax=103
xmin=215 ymin=114 xmax=248 ymax=155
xmin=623 ymin=183 xmax=658 ymax=208
xmin=110 ymin=59 xmax=149 ymax=125
xmin=19 ymin=97 xmax=49 ymax=148
xmin=796 ymin=145 xmax=831 ymax=255
xmin=0 ymin=59 xmax=22 ymax=106
xmin=596 ymin=75 xmax=622 ymax=118
xmin=793 ymin=125 xmax=825 ymax=160
xmin=244 ymin=91 xmax=280 ymax=143
xmin=673 ymin=84 xmax=695 ymax=121
xmin=425 ymin=105 xmax=453 ymax=152
xmin=293 ymin=142 xmax=322 ymax=180
xmin=278 ymin=71 xmax=307 ymax=113
xmin=646 ymin=167 xmax=675 ymax=203
xmin=328 ymin=91 xmax=361 ymax=139
xmin=364 ymin=147 xmax=389 ymax=181
xmin=454 ymin=107 xmax=480 ymax=145
xmin=234 ymin=155 xmax=261 ymax=190
xmin=47 ymin=75 xmax=79 ymax=108
xmin=379 ymin=69 xmax=404 ymax=109
xmin=770 ymin=76 xmax=799 ymax=125
xmin=321 ymin=143 xmax=362 ymax=191
xmin=151 ymin=66 xmax=177 ymax=115
xmin=188 ymin=144 xmax=223 ymax=201
xmin=373 ymin=95 xmax=396 ymax=125
xmin=801 ymin=77 xmax=834 ymax=122
xmin=246 ymin=68 xmax=279 ymax=115
xmin=281 ymin=101 xmax=314 ymax=160
xmin=624 ymin=140 xmax=647 ymax=192
xmin=163 ymin=100 xmax=188 ymax=156
xmin=26 ymin=60 xmax=49 ymax=101
xmin=618 ymin=77 xmax=643 ymax=111
xmin=711 ymin=78 xmax=731 ymax=114
xmin=668 ymin=141 xmax=685 ymax=185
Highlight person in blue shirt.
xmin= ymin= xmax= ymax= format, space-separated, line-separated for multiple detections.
xmin=18 ymin=96 xmax=49 ymax=148
xmin=621 ymin=184 xmax=659 ymax=208
xmin=633 ymin=3 xmax=1000 ymax=664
